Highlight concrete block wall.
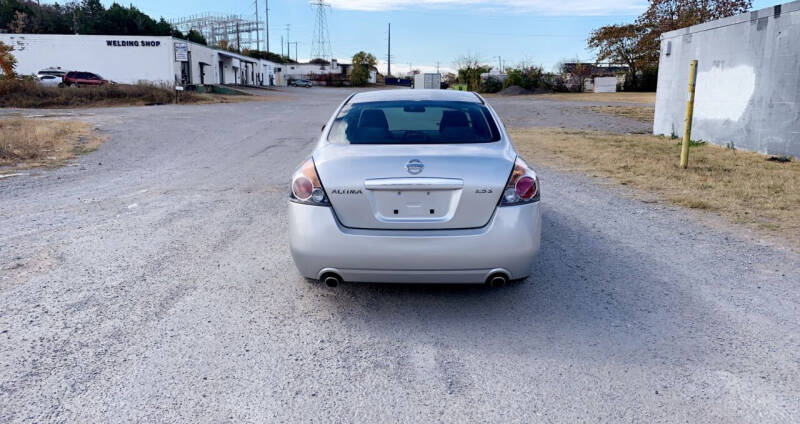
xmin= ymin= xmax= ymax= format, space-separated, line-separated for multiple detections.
xmin=654 ymin=1 xmax=800 ymax=157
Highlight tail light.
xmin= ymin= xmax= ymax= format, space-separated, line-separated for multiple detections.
xmin=501 ymin=157 xmax=540 ymax=206
xmin=290 ymin=158 xmax=330 ymax=206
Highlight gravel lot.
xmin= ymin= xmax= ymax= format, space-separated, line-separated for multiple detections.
xmin=1 ymin=88 xmax=799 ymax=423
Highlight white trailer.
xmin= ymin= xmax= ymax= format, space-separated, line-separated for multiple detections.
xmin=414 ymin=73 xmax=441 ymax=90
xmin=593 ymin=77 xmax=618 ymax=93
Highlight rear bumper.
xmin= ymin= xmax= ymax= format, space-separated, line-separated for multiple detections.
xmin=288 ymin=202 xmax=541 ymax=283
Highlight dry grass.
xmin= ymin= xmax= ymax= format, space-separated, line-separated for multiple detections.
xmin=0 ymin=118 xmax=106 ymax=169
xmin=0 ymin=79 xmax=207 ymax=108
xmin=586 ymin=105 xmax=655 ymax=123
xmin=194 ymin=94 xmax=290 ymax=104
xmin=532 ymin=92 xmax=656 ymax=104
xmin=511 ymin=127 xmax=800 ymax=246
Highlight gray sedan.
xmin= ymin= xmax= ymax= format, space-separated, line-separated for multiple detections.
xmin=288 ymin=90 xmax=541 ymax=286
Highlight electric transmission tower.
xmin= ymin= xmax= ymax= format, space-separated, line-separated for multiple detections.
xmin=310 ymin=0 xmax=332 ymax=64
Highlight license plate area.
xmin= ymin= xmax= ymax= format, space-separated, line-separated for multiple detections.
xmin=369 ymin=189 xmax=460 ymax=222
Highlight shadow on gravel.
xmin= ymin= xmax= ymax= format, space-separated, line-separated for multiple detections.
xmin=314 ymin=206 xmax=712 ymax=364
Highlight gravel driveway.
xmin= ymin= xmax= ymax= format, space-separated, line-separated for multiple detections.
xmin=1 ymin=88 xmax=798 ymax=423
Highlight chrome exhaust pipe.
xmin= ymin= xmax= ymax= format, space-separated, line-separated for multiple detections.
xmin=322 ymin=273 xmax=342 ymax=288
xmin=487 ymin=274 xmax=508 ymax=288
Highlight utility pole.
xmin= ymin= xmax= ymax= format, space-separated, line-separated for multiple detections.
xmin=255 ymin=0 xmax=261 ymax=51
xmin=387 ymin=22 xmax=391 ymax=77
xmin=289 ymin=42 xmax=299 ymax=62
xmin=236 ymin=22 xmax=241 ymax=52
xmin=435 ymin=61 xmax=440 ymax=74
xmin=286 ymin=24 xmax=291 ymax=60
xmin=265 ymin=0 xmax=270 ymax=53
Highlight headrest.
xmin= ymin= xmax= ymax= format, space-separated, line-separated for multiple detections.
xmin=440 ymin=111 xmax=470 ymax=129
xmin=359 ymin=110 xmax=389 ymax=129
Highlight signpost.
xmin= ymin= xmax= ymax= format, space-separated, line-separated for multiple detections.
xmin=175 ymin=85 xmax=184 ymax=104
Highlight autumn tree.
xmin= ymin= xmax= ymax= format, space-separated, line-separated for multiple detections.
xmin=350 ymin=51 xmax=377 ymax=87
xmin=587 ymin=0 xmax=751 ymax=90
xmin=8 ymin=10 xmax=28 ymax=33
xmin=588 ymin=24 xmax=647 ymax=87
xmin=635 ymin=0 xmax=751 ymax=65
xmin=0 ymin=41 xmax=17 ymax=78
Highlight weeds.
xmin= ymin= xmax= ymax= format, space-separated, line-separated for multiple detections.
xmin=0 ymin=79 xmax=204 ymax=108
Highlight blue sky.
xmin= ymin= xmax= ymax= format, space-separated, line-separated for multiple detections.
xmin=52 ymin=0 xmax=781 ymax=73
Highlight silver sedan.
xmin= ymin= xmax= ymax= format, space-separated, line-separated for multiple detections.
xmin=289 ymin=90 xmax=541 ymax=286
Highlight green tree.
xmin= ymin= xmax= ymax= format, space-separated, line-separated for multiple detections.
xmin=505 ymin=65 xmax=544 ymax=90
xmin=1 ymin=0 xmax=178 ymax=36
xmin=454 ymin=54 xmax=490 ymax=92
xmin=350 ymin=51 xmax=377 ymax=87
xmin=0 ymin=41 xmax=17 ymax=78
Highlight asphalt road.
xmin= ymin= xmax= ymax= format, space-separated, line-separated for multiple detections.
xmin=1 ymin=88 xmax=799 ymax=423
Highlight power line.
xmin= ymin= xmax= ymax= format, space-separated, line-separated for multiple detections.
xmin=387 ymin=22 xmax=391 ymax=77
xmin=254 ymin=0 xmax=260 ymax=50
xmin=265 ymin=0 xmax=270 ymax=53
xmin=310 ymin=0 xmax=333 ymax=63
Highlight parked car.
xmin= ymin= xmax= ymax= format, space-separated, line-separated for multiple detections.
xmin=36 ymin=67 xmax=68 ymax=80
xmin=288 ymin=90 xmax=541 ymax=287
xmin=62 ymin=71 xmax=109 ymax=87
xmin=36 ymin=75 xmax=63 ymax=87
xmin=291 ymin=79 xmax=312 ymax=88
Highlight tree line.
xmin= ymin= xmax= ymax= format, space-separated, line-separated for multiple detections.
xmin=1 ymin=0 xmax=206 ymax=44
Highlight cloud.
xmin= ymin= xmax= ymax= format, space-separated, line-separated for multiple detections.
xmin=325 ymin=0 xmax=647 ymax=15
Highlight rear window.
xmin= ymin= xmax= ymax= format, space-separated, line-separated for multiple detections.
xmin=328 ymin=100 xmax=501 ymax=144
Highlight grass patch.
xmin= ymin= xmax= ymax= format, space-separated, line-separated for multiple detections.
xmin=586 ymin=105 xmax=654 ymax=123
xmin=0 ymin=79 xmax=207 ymax=108
xmin=530 ymin=92 xmax=655 ymax=104
xmin=511 ymin=127 xmax=800 ymax=247
xmin=0 ymin=118 xmax=106 ymax=169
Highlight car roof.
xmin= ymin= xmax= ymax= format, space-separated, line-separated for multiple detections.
xmin=350 ymin=89 xmax=482 ymax=104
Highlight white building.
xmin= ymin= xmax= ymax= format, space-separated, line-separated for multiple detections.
xmin=0 ymin=33 xmax=282 ymax=87
xmin=283 ymin=59 xmax=378 ymax=85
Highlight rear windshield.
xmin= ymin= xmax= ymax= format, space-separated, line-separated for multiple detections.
xmin=328 ymin=100 xmax=501 ymax=144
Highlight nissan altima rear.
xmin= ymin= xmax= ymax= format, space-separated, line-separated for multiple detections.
xmin=289 ymin=90 xmax=541 ymax=286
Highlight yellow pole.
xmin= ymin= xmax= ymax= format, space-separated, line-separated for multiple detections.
xmin=680 ymin=60 xmax=698 ymax=169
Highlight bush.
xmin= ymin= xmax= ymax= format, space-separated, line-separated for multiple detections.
xmin=505 ymin=66 xmax=544 ymax=91
xmin=541 ymin=73 xmax=567 ymax=92
xmin=0 ymin=79 xmax=203 ymax=108
xmin=481 ymin=76 xmax=503 ymax=93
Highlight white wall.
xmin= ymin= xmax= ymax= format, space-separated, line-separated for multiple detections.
xmin=1 ymin=34 xmax=173 ymax=84
xmin=654 ymin=1 xmax=800 ymax=157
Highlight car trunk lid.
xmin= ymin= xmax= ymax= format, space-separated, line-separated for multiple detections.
xmin=315 ymin=142 xmax=515 ymax=230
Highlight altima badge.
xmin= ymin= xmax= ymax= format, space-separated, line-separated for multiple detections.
xmin=406 ymin=159 xmax=424 ymax=175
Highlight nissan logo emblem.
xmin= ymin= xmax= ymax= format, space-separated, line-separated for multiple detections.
xmin=406 ymin=159 xmax=424 ymax=175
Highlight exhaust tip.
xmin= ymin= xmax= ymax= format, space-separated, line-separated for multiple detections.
xmin=487 ymin=273 xmax=509 ymax=288
xmin=321 ymin=273 xmax=342 ymax=288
